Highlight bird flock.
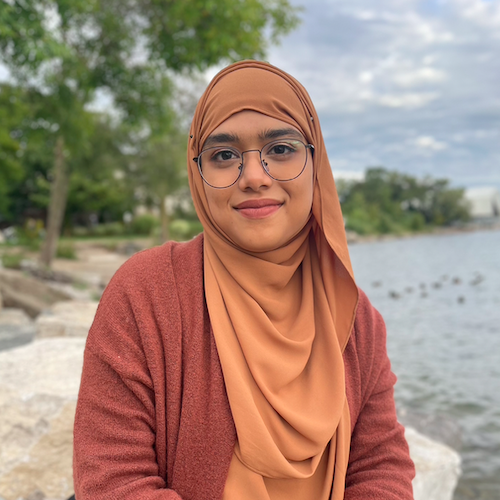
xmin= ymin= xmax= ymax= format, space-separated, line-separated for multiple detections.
xmin=372 ymin=272 xmax=486 ymax=304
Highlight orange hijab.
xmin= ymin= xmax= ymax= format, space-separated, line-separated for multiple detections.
xmin=187 ymin=61 xmax=359 ymax=499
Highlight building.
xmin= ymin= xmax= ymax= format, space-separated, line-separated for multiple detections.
xmin=464 ymin=187 xmax=500 ymax=219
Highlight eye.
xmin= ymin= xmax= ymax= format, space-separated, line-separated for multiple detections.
xmin=211 ymin=149 xmax=240 ymax=162
xmin=264 ymin=141 xmax=300 ymax=160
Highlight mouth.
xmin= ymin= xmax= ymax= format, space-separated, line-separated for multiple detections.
xmin=234 ymin=199 xmax=283 ymax=219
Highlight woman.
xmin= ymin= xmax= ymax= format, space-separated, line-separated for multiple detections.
xmin=73 ymin=60 xmax=415 ymax=499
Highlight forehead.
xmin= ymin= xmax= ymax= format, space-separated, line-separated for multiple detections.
xmin=204 ymin=110 xmax=305 ymax=148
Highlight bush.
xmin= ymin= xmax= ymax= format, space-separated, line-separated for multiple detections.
xmin=1 ymin=252 xmax=25 ymax=269
xmin=130 ymin=214 xmax=160 ymax=235
xmin=169 ymin=219 xmax=203 ymax=241
xmin=56 ymin=242 xmax=77 ymax=260
xmin=72 ymin=226 xmax=90 ymax=237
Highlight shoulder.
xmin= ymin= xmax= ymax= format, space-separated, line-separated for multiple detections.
xmin=86 ymin=234 xmax=204 ymax=350
xmin=110 ymin=233 xmax=203 ymax=288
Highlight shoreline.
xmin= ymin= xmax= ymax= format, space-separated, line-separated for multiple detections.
xmin=346 ymin=221 xmax=500 ymax=245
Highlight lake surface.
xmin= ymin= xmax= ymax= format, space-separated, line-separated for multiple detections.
xmin=349 ymin=229 xmax=500 ymax=500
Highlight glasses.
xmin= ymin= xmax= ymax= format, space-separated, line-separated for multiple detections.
xmin=193 ymin=139 xmax=315 ymax=189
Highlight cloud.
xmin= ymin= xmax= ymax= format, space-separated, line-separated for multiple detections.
xmin=415 ymin=135 xmax=448 ymax=151
xmin=267 ymin=0 xmax=500 ymax=189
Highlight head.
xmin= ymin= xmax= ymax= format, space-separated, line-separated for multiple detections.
xmin=188 ymin=61 xmax=350 ymax=263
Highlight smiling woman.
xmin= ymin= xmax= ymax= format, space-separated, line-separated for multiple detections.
xmin=73 ymin=61 xmax=415 ymax=500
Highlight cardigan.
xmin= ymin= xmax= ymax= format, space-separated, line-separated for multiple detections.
xmin=73 ymin=234 xmax=415 ymax=499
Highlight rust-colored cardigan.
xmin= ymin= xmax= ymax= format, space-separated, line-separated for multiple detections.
xmin=73 ymin=235 xmax=415 ymax=500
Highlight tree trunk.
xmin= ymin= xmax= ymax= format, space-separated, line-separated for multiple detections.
xmin=160 ymin=197 xmax=170 ymax=243
xmin=40 ymin=136 xmax=69 ymax=267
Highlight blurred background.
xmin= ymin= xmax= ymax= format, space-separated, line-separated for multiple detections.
xmin=0 ymin=0 xmax=499 ymax=499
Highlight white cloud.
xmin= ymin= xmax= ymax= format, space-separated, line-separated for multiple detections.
xmin=415 ymin=136 xmax=448 ymax=151
xmin=393 ymin=67 xmax=447 ymax=87
xmin=364 ymin=91 xmax=439 ymax=109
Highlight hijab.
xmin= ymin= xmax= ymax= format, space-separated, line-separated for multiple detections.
xmin=187 ymin=60 xmax=359 ymax=499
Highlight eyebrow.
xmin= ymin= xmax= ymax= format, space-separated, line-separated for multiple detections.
xmin=259 ymin=128 xmax=304 ymax=141
xmin=203 ymin=128 xmax=305 ymax=148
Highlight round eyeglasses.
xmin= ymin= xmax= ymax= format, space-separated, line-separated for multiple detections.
xmin=193 ymin=139 xmax=315 ymax=189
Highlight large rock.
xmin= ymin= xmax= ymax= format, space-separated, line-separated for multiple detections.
xmin=406 ymin=426 xmax=461 ymax=500
xmin=0 ymin=269 xmax=71 ymax=319
xmin=0 ymin=338 xmax=85 ymax=500
xmin=0 ymin=308 xmax=36 ymax=351
xmin=36 ymin=301 xmax=99 ymax=339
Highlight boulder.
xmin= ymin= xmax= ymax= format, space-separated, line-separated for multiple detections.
xmin=406 ymin=426 xmax=461 ymax=500
xmin=36 ymin=301 xmax=98 ymax=339
xmin=0 ymin=308 xmax=36 ymax=351
xmin=0 ymin=338 xmax=85 ymax=500
xmin=0 ymin=269 xmax=71 ymax=319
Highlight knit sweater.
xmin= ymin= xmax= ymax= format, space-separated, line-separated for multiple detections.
xmin=73 ymin=234 xmax=415 ymax=500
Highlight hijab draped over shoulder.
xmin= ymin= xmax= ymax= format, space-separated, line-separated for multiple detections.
xmin=187 ymin=60 xmax=359 ymax=500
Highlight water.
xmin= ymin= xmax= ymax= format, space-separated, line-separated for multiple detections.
xmin=349 ymin=230 xmax=500 ymax=500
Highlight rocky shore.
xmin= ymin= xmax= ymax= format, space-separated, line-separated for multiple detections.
xmin=0 ymin=262 xmax=461 ymax=500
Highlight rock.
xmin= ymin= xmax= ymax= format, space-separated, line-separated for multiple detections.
xmin=20 ymin=261 xmax=74 ymax=284
xmin=0 ymin=308 xmax=36 ymax=351
xmin=405 ymin=426 xmax=461 ymax=500
xmin=399 ymin=409 xmax=462 ymax=451
xmin=0 ymin=338 xmax=85 ymax=500
xmin=36 ymin=301 xmax=98 ymax=339
xmin=0 ymin=269 xmax=71 ymax=318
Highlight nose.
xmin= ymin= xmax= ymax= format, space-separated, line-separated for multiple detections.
xmin=238 ymin=150 xmax=273 ymax=190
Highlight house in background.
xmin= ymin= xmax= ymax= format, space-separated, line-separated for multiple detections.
xmin=464 ymin=187 xmax=500 ymax=221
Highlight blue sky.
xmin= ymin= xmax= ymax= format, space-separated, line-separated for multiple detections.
xmin=264 ymin=0 xmax=500 ymax=189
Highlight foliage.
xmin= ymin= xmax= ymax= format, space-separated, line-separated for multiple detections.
xmin=0 ymin=84 xmax=28 ymax=219
xmin=0 ymin=0 xmax=300 ymax=263
xmin=1 ymin=252 xmax=26 ymax=270
xmin=130 ymin=214 xmax=160 ymax=236
xmin=169 ymin=218 xmax=203 ymax=241
xmin=341 ymin=168 xmax=471 ymax=235
xmin=56 ymin=241 xmax=77 ymax=259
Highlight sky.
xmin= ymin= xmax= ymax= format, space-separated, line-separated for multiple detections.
xmin=262 ymin=0 xmax=500 ymax=189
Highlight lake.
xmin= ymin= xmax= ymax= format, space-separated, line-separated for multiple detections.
xmin=349 ymin=229 xmax=500 ymax=500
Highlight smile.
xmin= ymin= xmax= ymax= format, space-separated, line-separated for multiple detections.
xmin=234 ymin=199 xmax=283 ymax=219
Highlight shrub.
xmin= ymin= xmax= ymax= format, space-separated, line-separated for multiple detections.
xmin=169 ymin=219 xmax=203 ymax=241
xmin=56 ymin=242 xmax=77 ymax=260
xmin=131 ymin=214 xmax=160 ymax=235
xmin=1 ymin=252 xmax=25 ymax=269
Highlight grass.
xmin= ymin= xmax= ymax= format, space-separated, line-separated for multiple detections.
xmin=1 ymin=252 xmax=26 ymax=269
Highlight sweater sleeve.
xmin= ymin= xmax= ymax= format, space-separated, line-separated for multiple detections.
xmin=344 ymin=290 xmax=415 ymax=500
xmin=73 ymin=255 xmax=182 ymax=500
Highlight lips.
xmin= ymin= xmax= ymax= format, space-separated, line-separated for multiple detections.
xmin=234 ymin=199 xmax=283 ymax=219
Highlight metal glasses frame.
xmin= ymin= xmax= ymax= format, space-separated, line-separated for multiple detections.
xmin=193 ymin=141 xmax=315 ymax=189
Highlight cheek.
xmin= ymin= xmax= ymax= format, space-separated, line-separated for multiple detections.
xmin=203 ymin=186 xmax=232 ymax=224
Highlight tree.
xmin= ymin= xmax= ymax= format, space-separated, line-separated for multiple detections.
xmin=341 ymin=168 xmax=470 ymax=235
xmin=128 ymin=127 xmax=187 ymax=242
xmin=0 ymin=84 xmax=28 ymax=222
xmin=0 ymin=0 xmax=300 ymax=265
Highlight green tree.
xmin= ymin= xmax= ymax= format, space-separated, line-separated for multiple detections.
xmin=341 ymin=168 xmax=470 ymax=235
xmin=0 ymin=84 xmax=28 ymax=221
xmin=0 ymin=0 xmax=300 ymax=265
xmin=128 ymin=127 xmax=187 ymax=242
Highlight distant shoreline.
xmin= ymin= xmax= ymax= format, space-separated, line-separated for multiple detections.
xmin=346 ymin=220 xmax=500 ymax=245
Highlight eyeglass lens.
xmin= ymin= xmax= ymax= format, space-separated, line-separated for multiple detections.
xmin=198 ymin=140 xmax=309 ymax=188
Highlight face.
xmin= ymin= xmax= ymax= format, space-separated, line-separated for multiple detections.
xmin=201 ymin=110 xmax=314 ymax=252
